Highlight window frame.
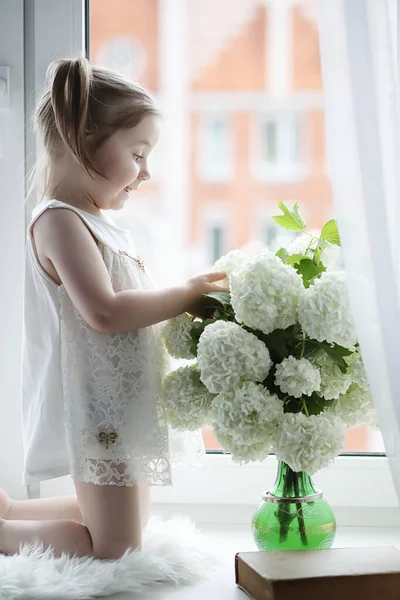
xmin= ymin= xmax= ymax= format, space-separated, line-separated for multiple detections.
xmin=254 ymin=203 xmax=298 ymax=252
xmin=197 ymin=113 xmax=234 ymax=182
xmin=202 ymin=204 xmax=230 ymax=266
xmin=18 ymin=0 xmax=395 ymax=526
xmin=252 ymin=110 xmax=307 ymax=183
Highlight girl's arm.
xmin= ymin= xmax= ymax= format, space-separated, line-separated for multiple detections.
xmin=33 ymin=208 xmax=226 ymax=333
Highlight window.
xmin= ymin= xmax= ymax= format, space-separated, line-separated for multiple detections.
xmin=203 ymin=207 xmax=228 ymax=267
xmin=209 ymin=225 xmax=224 ymax=263
xmin=262 ymin=120 xmax=278 ymax=164
xmin=198 ymin=116 xmax=232 ymax=182
xmin=254 ymin=112 xmax=304 ymax=181
xmin=260 ymin=213 xmax=296 ymax=253
xmin=262 ymin=219 xmax=278 ymax=248
xmin=6 ymin=0 xmax=389 ymax=511
xmin=87 ymin=0 xmax=382 ymax=455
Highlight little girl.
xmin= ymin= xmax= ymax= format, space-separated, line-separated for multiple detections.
xmin=0 ymin=57 xmax=226 ymax=559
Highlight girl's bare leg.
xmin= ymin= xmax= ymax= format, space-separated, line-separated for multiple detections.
xmin=0 ymin=485 xmax=151 ymax=528
xmin=3 ymin=494 xmax=84 ymax=523
xmin=0 ymin=480 xmax=144 ymax=559
xmin=0 ymin=517 xmax=93 ymax=557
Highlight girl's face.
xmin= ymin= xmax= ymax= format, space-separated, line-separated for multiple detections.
xmin=90 ymin=114 xmax=161 ymax=211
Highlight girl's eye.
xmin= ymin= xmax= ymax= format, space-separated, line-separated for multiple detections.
xmin=132 ymin=154 xmax=142 ymax=163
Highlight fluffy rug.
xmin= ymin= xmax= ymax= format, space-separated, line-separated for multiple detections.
xmin=0 ymin=516 xmax=223 ymax=600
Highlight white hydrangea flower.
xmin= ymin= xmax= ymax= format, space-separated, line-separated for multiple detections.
xmin=320 ymin=244 xmax=342 ymax=271
xmin=311 ymin=351 xmax=351 ymax=400
xmin=287 ymin=233 xmax=318 ymax=257
xmin=214 ymin=249 xmax=249 ymax=286
xmin=197 ymin=321 xmax=272 ymax=393
xmin=273 ymin=412 xmax=346 ymax=475
xmin=163 ymin=313 xmax=196 ymax=360
xmin=327 ymin=384 xmax=375 ymax=429
xmin=210 ymin=382 xmax=284 ymax=463
xmin=211 ymin=382 xmax=284 ymax=445
xmin=230 ymin=249 xmax=304 ymax=335
xmin=346 ymin=350 xmax=370 ymax=391
xmin=368 ymin=409 xmax=380 ymax=431
xmin=274 ymin=356 xmax=321 ymax=398
xmin=213 ymin=424 xmax=271 ymax=464
xmin=163 ymin=365 xmax=215 ymax=430
xmin=298 ymin=271 xmax=357 ymax=348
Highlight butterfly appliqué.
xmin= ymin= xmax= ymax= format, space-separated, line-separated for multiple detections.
xmin=118 ymin=250 xmax=146 ymax=273
xmin=98 ymin=431 xmax=118 ymax=450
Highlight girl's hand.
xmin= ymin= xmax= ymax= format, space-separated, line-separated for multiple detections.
xmin=184 ymin=271 xmax=229 ymax=316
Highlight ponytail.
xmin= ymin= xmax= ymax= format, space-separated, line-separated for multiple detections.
xmin=49 ymin=57 xmax=94 ymax=173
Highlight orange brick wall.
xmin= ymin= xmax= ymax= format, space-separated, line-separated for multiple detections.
xmin=292 ymin=5 xmax=323 ymax=90
xmin=89 ymin=1 xmax=372 ymax=453
xmin=191 ymin=5 xmax=267 ymax=91
xmin=90 ymin=0 xmax=159 ymax=92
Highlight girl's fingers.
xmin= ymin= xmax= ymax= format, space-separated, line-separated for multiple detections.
xmin=205 ymin=271 xmax=227 ymax=282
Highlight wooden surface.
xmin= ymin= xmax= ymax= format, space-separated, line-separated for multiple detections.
xmin=235 ymin=547 xmax=400 ymax=600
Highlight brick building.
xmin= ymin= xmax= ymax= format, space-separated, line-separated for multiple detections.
xmin=89 ymin=0 xmax=377 ymax=452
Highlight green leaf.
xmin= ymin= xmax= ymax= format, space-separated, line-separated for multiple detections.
xmin=285 ymin=253 xmax=308 ymax=266
xmin=295 ymin=258 xmax=326 ymax=287
xmin=188 ymin=319 xmax=216 ymax=355
xmin=320 ymin=342 xmax=353 ymax=373
xmin=272 ymin=201 xmax=307 ymax=232
xmin=251 ymin=324 xmax=301 ymax=363
xmin=203 ymin=291 xmax=231 ymax=307
xmin=305 ymin=393 xmax=332 ymax=416
xmin=197 ymin=292 xmax=233 ymax=320
xmin=320 ymin=219 xmax=341 ymax=246
xmin=276 ymin=247 xmax=289 ymax=261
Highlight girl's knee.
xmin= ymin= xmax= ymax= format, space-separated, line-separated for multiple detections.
xmin=92 ymin=537 xmax=142 ymax=560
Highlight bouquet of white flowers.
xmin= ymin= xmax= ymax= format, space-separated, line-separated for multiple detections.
xmin=162 ymin=202 xmax=377 ymax=476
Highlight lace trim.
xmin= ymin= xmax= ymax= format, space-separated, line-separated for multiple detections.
xmin=72 ymin=457 xmax=173 ymax=487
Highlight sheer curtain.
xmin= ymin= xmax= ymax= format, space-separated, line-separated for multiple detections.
xmin=317 ymin=0 xmax=400 ymax=500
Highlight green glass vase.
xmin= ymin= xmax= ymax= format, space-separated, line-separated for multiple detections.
xmin=251 ymin=460 xmax=336 ymax=551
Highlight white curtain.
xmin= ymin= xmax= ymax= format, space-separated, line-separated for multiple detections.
xmin=318 ymin=0 xmax=400 ymax=501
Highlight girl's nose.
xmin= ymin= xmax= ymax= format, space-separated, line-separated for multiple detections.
xmin=139 ymin=167 xmax=151 ymax=181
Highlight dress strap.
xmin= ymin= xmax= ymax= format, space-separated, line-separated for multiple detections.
xmin=28 ymin=199 xmax=113 ymax=248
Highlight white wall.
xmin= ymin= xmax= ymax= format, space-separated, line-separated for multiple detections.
xmin=0 ymin=0 xmax=26 ymax=499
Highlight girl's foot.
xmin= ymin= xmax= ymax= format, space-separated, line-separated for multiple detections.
xmin=0 ymin=517 xmax=6 ymax=553
xmin=0 ymin=489 xmax=12 ymax=519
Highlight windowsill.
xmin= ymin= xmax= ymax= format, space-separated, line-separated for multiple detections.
xmin=149 ymin=454 xmax=399 ymax=528
xmin=110 ymin=524 xmax=400 ymax=599
xmin=39 ymin=454 xmax=399 ymax=528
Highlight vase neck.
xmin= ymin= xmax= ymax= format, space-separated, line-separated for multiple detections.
xmin=271 ymin=461 xmax=318 ymax=499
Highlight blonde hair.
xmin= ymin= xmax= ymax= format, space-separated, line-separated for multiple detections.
xmin=29 ymin=56 xmax=159 ymax=203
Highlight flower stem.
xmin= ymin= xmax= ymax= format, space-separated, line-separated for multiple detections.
xmin=293 ymin=475 xmax=308 ymax=547
xmin=299 ymin=331 xmax=306 ymax=360
xmin=302 ymin=398 xmax=310 ymax=417
xmin=305 ymin=234 xmax=319 ymax=256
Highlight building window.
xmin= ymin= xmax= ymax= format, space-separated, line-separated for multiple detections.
xmin=254 ymin=113 xmax=304 ymax=181
xmin=203 ymin=206 xmax=229 ymax=267
xmin=262 ymin=121 xmax=278 ymax=164
xmin=262 ymin=220 xmax=279 ymax=248
xmin=257 ymin=207 xmax=298 ymax=253
xmin=209 ymin=224 xmax=225 ymax=263
xmin=199 ymin=116 xmax=232 ymax=181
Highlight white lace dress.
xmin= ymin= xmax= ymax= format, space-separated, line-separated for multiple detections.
xmin=21 ymin=199 xmax=205 ymax=487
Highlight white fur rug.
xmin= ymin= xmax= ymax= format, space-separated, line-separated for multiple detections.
xmin=0 ymin=516 xmax=224 ymax=600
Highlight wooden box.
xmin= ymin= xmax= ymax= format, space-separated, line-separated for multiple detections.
xmin=235 ymin=547 xmax=400 ymax=600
